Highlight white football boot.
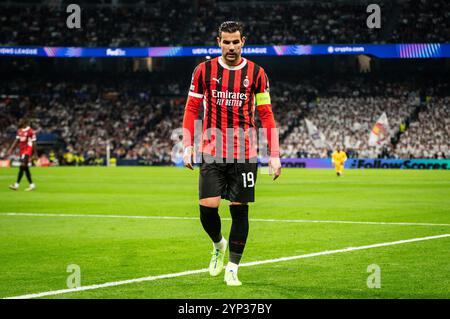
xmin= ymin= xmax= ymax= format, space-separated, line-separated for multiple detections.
xmin=224 ymin=263 xmax=242 ymax=286
xmin=209 ymin=239 xmax=227 ymax=276
xmin=25 ymin=183 xmax=36 ymax=191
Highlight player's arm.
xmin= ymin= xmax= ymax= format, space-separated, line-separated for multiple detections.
xmin=7 ymin=137 xmax=19 ymax=156
xmin=182 ymin=64 xmax=204 ymax=170
xmin=338 ymin=153 xmax=346 ymax=166
xmin=255 ymin=69 xmax=281 ymax=180
xmin=31 ymin=129 xmax=38 ymax=160
xmin=32 ymin=141 xmax=38 ymax=160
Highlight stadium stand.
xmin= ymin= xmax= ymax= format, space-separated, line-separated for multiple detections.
xmin=392 ymin=97 xmax=449 ymax=159
xmin=0 ymin=0 xmax=448 ymax=46
xmin=1 ymin=70 xmax=449 ymax=164
xmin=1 ymin=0 xmax=449 ymax=164
xmin=0 ymin=1 xmax=193 ymax=46
xmin=0 ymin=72 xmax=186 ymax=164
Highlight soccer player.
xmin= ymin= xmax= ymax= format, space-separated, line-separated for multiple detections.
xmin=182 ymin=21 xmax=281 ymax=286
xmin=7 ymin=118 xmax=37 ymax=191
xmin=331 ymin=145 xmax=347 ymax=176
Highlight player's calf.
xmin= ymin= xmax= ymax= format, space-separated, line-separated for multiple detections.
xmin=199 ymin=204 xmax=227 ymax=276
xmin=224 ymin=204 xmax=249 ymax=286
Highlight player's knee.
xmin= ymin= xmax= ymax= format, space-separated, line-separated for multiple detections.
xmin=199 ymin=197 xmax=221 ymax=208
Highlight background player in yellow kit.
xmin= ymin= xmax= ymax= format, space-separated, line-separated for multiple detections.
xmin=331 ymin=146 xmax=347 ymax=176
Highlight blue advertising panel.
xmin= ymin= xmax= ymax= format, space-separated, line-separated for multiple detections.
xmin=1 ymin=44 xmax=449 ymax=58
xmin=266 ymin=158 xmax=450 ymax=169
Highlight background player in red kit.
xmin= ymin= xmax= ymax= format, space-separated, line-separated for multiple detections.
xmin=182 ymin=21 xmax=281 ymax=286
xmin=7 ymin=118 xmax=38 ymax=191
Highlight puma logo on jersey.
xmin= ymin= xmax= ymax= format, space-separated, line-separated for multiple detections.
xmin=212 ymin=77 xmax=221 ymax=83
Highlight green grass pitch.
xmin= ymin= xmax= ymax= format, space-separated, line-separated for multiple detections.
xmin=0 ymin=166 xmax=449 ymax=299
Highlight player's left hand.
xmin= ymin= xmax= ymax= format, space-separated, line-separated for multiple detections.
xmin=269 ymin=157 xmax=282 ymax=180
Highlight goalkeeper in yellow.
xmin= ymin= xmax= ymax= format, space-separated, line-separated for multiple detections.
xmin=331 ymin=146 xmax=347 ymax=176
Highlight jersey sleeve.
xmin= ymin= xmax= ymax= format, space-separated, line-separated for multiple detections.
xmin=29 ymin=128 xmax=37 ymax=142
xmin=183 ymin=64 xmax=204 ymax=147
xmin=255 ymin=68 xmax=279 ymax=157
xmin=187 ymin=64 xmax=204 ymax=98
xmin=255 ymin=68 xmax=271 ymax=106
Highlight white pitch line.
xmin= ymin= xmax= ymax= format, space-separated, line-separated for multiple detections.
xmin=250 ymin=218 xmax=450 ymax=227
xmin=1 ymin=212 xmax=198 ymax=221
xmin=1 ymin=212 xmax=450 ymax=227
xmin=3 ymin=233 xmax=450 ymax=299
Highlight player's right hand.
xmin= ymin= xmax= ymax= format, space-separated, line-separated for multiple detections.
xmin=183 ymin=146 xmax=195 ymax=170
xmin=269 ymin=157 xmax=282 ymax=180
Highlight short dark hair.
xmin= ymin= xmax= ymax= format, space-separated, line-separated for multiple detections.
xmin=218 ymin=21 xmax=244 ymax=38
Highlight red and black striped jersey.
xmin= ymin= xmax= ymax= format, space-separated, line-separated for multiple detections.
xmin=183 ymin=56 xmax=279 ymax=160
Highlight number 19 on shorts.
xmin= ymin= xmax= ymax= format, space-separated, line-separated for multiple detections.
xmin=242 ymin=172 xmax=255 ymax=188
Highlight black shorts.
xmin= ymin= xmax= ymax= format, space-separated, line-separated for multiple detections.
xmin=199 ymin=156 xmax=258 ymax=203
xmin=20 ymin=154 xmax=30 ymax=167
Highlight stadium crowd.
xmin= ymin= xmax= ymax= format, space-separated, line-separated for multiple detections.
xmin=1 ymin=1 xmax=448 ymax=165
xmin=387 ymin=0 xmax=450 ymax=43
xmin=392 ymin=97 xmax=449 ymax=159
xmin=191 ymin=0 xmax=386 ymax=45
xmin=282 ymin=95 xmax=417 ymax=158
xmin=1 ymin=73 xmax=449 ymax=164
xmin=280 ymin=78 xmax=440 ymax=159
xmin=0 ymin=76 xmax=185 ymax=165
xmin=0 ymin=0 xmax=448 ymax=46
xmin=0 ymin=1 xmax=192 ymax=47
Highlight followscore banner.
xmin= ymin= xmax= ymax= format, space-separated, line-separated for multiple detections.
xmin=0 ymin=43 xmax=449 ymax=58
xmin=261 ymin=158 xmax=450 ymax=169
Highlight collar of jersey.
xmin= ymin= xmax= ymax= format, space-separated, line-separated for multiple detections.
xmin=218 ymin=57 xmax=247 ymax=70
xmin=22 ymin=126 xmax=30 ymax=131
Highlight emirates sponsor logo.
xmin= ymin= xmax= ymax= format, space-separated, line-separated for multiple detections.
xmin=212 ymin=90 xmax=248 ymax=100
xmin=212 ymin=89 xmax=248 ymax=107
